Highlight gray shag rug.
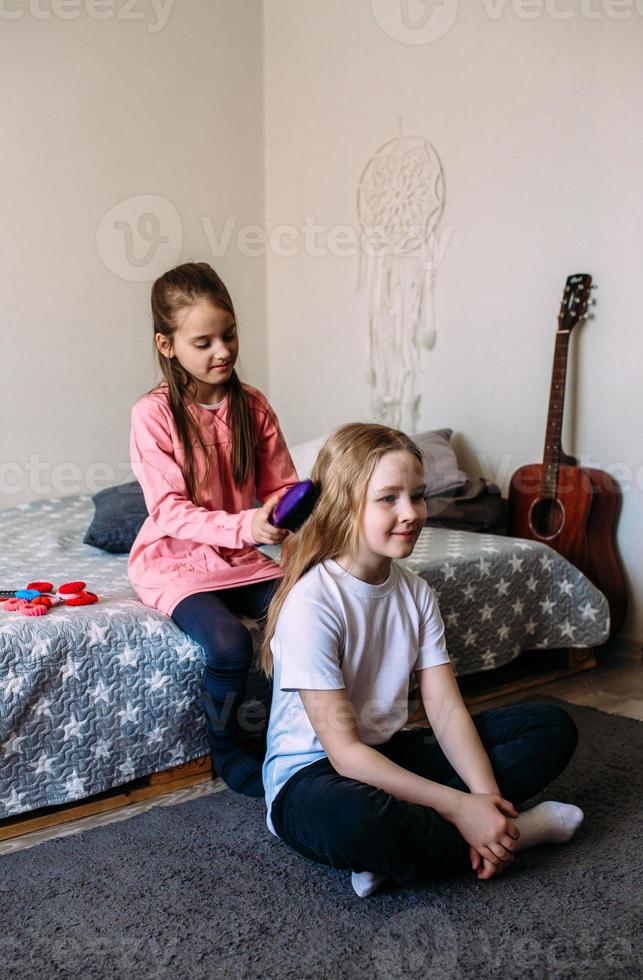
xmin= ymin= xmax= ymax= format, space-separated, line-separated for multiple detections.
xmin=1 ymin=695 xmax=641 ymax=980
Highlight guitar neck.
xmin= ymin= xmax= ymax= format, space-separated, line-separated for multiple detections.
xmin=540 ymin=328 xmax=571 ymax=498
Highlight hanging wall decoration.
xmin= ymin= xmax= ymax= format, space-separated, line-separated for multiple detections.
xmin=357 ymin=126 xmax=446 ymax=430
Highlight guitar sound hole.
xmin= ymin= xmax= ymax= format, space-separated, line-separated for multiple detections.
xmin=529 ymin=497 xmax=564 ymax=539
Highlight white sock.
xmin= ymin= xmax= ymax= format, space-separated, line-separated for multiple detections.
xmin=351 ymin=870 xmax=387 ymax=898
xmin=513 ymin=801 xmax=584 ymax=852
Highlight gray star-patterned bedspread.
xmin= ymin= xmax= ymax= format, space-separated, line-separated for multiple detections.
xmin=398 ymin=527 xmax=609 ymax=672
xmin=0 ymin=495 xmax=609 ymax=819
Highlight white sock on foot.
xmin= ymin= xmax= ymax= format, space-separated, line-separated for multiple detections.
xmin=513 ymin=801 xmax=584 ymax=852
xmin=351 ymin=870 xmax=387 ymax=898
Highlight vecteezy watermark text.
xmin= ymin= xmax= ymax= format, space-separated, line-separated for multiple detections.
xmin=481 ymin=0 xmax=643 ymax=19
xmin=200 ymin=215 xmax=454 ymax=265
xmin=0 ymin=0 xmax=175 ymax=32
xmin=371 ymin=0 xmax=643 ymax=46
xmin=475 ymin=452 xmax=643 ymax=496
xmin=3 ymin=451 xmax=643 ymax=501
xmin=95 ymin=193 xmax=455 ymax=282
xmin=0 ymin=457 xmax=135 ymax=498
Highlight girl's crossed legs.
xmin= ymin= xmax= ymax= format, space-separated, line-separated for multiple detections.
xmin=172 ymin=578 xmax=278 ymax=797
xmin=270 ymin=702 xmax=579 ymax=882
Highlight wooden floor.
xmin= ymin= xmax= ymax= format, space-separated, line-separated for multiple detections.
xmin=1 ymin=638 xmax=641 ymax=854
xmin=467 ymin=639 xmax=643 ymax=720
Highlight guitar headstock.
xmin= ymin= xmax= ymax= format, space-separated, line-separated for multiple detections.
xmin=558 ymin=274 xmax=593 ymax=331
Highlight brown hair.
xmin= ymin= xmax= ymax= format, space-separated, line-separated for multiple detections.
xmin=260 ymin=423 xmax=423 ymax=676
xmin=147 ymin=262 xmax=256 ymax=505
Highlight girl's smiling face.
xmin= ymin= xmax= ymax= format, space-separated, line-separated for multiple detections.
xmin=341 ymin=450 xmax=427 ymax=584
xmin=156 ymin=299 xmax=239 ymax=404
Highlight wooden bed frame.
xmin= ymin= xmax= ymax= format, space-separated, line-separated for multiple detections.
xmin=0 ymin=645 xmax=596 ymax=844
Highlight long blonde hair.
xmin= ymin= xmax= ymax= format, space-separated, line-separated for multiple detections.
xmin=148 ymin=262 xmax=256 ymax=506
xmin=260 ymin=423 xmax=423 ymax=676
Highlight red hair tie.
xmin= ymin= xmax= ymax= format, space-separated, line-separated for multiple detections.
xmin=1 ymin=579 xmax=99 ymax=616
xmin=57 ymin=581 xmax=99 ymax=606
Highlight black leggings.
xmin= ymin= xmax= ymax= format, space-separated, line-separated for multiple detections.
xmin=172 ymin=579 xmax=277 ymax=796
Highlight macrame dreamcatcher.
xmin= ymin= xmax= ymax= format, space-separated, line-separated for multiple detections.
xmin=357 ymin=129 xmax=446 ymax=430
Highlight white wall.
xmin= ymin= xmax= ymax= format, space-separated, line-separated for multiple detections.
xmin=263 ymin=0 xmax=643 ymax=645
xmin=3 ymin=0 xmax=641 ymax=646
xmin=1 ymin=0 xmax=266 ymax=508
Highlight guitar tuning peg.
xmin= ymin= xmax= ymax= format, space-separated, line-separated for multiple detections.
xmin=590 ymin=284 xmax=598 ymax=290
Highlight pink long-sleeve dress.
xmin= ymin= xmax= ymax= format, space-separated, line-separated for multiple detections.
xmin=128 ymin=382 xmax=299 ymax=617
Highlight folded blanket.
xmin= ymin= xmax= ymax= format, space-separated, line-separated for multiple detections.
xmin=426 ymin=477 xmax=505 ymax=533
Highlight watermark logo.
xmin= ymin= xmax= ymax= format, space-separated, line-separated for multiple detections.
xmin=0 ymin=0 xmax=175 ymax=32
xmin=371 ymin=0 xmax=460 ymax=44
xmin=96 ymin=194 xmax=182 ymax=282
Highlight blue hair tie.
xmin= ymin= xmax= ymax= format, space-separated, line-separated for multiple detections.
xmin=16 ymin=588 xmax=41 ymax=601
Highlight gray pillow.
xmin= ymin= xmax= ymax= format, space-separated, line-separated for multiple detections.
xmin=83 ymin=482 xmax=148 ymax=553
xmin=412 ymin=428 xmax=468 ymax=499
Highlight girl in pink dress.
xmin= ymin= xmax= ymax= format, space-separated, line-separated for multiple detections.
xmin=128 ymin=262 xmax=298 ymax=795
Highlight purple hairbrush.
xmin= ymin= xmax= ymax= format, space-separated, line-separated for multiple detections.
xmin=269 ymin=480 xmax=319 ymax=532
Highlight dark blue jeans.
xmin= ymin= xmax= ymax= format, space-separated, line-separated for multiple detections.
xmin=270 ymin=701 xmax=579 ymax=882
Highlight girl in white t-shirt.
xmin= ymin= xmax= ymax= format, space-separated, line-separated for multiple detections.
xmin=261 ymin=423 xmax=584 ymax=897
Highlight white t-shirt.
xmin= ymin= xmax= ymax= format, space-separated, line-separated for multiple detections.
xmin=262 ymin=558 xmax=451 ymax=835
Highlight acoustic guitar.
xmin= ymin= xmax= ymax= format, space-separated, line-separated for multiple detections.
xmin=506 ymin=274 xmax=627 ymax=637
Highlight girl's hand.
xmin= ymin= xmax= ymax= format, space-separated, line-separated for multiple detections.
xmin=449 ymin=792 xmax=520 ymax=874
xmin=469 ymin=843 xmax=515 ymax=881
xmin=252 ymin=494 xmax=289 ymax=546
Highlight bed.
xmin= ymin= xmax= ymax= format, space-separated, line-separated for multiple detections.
xmin=0 ymin=493 xmax=609 ymax=819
